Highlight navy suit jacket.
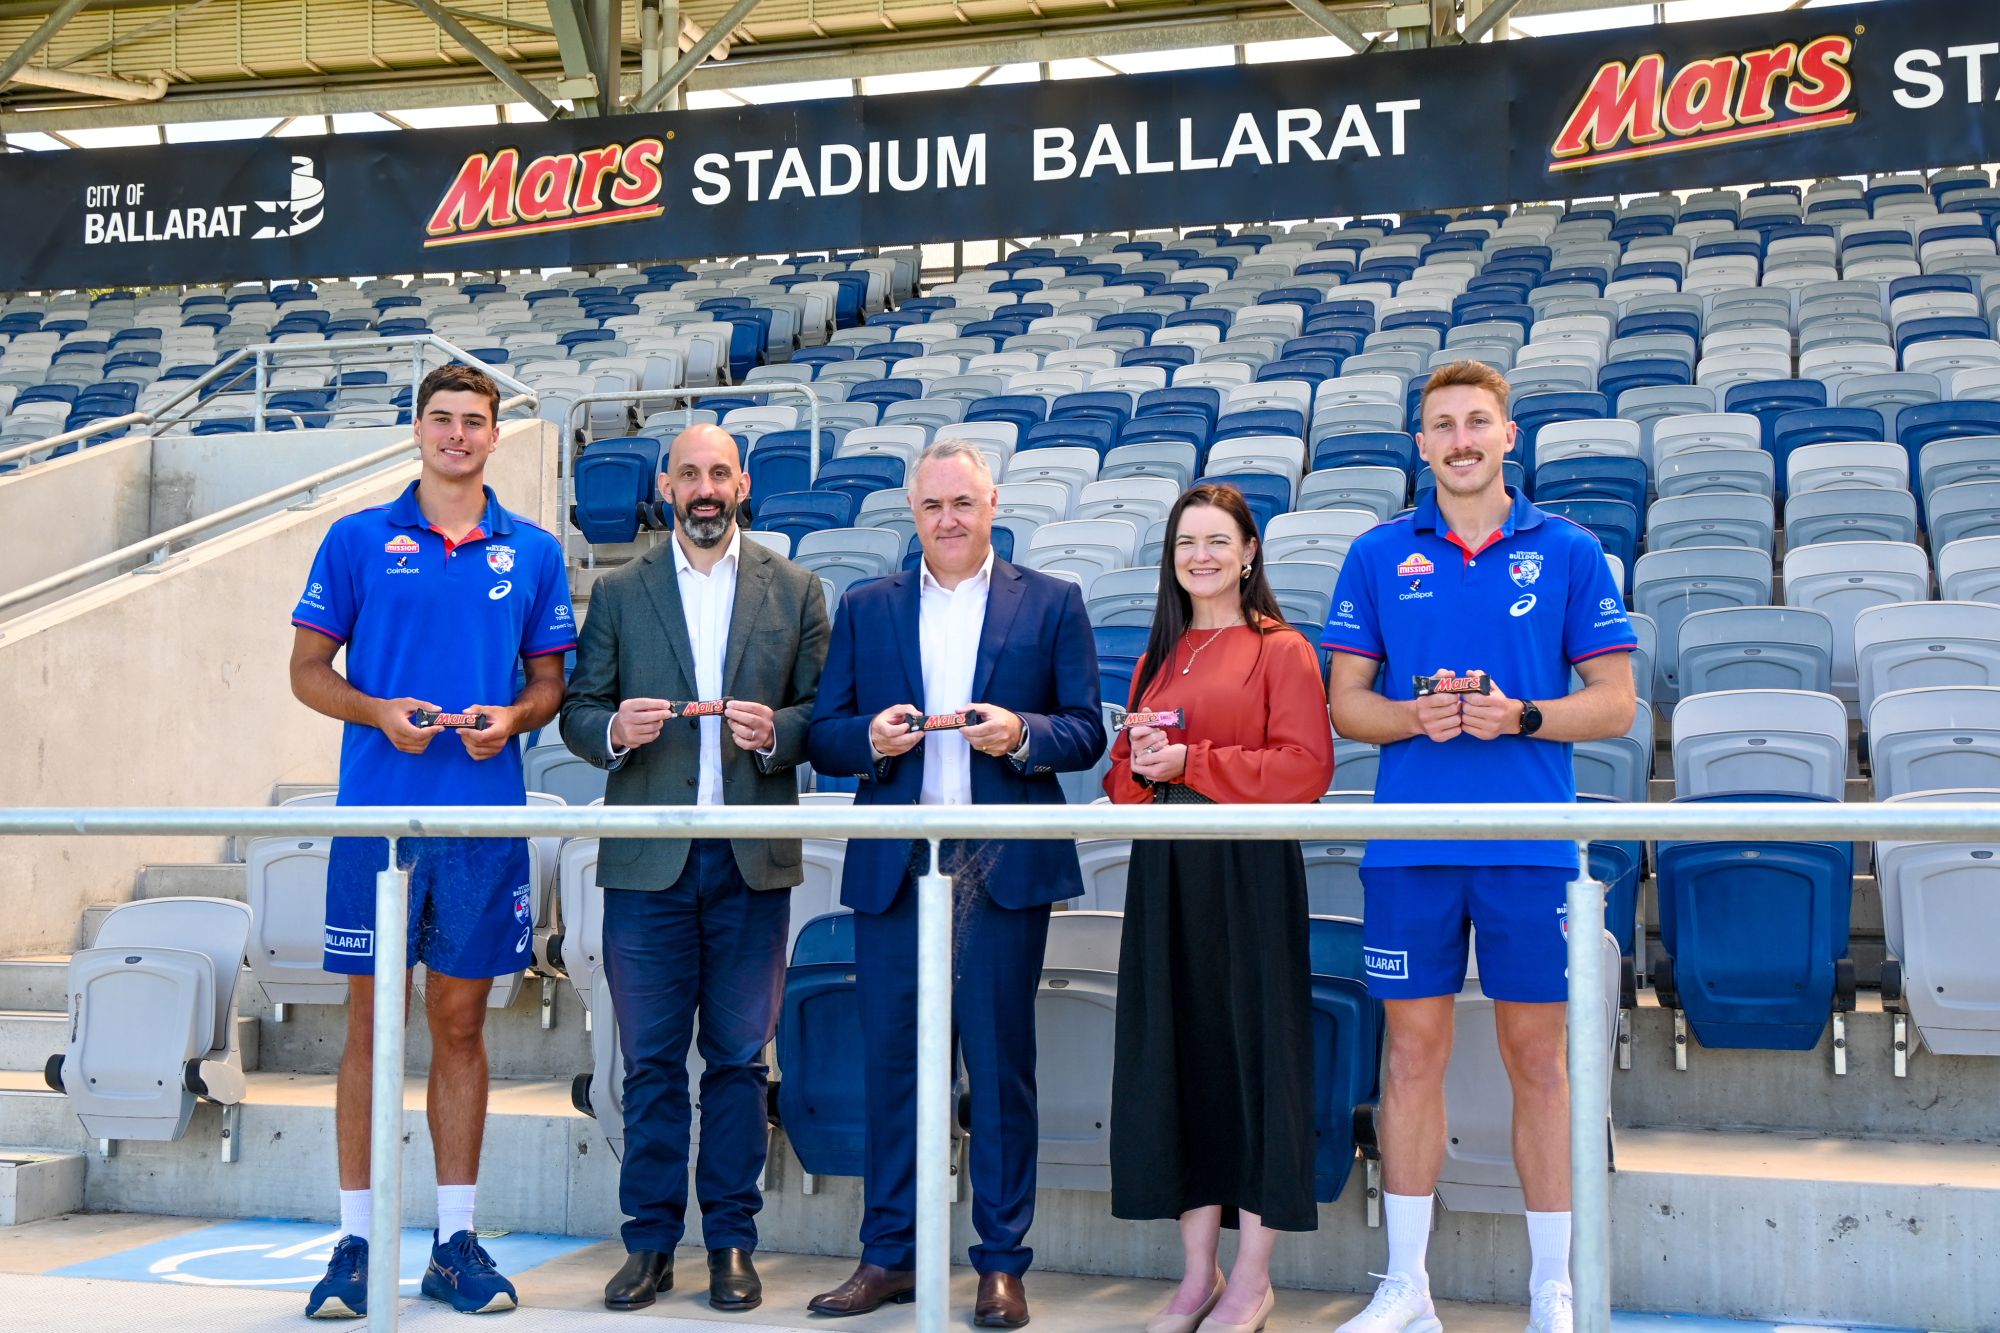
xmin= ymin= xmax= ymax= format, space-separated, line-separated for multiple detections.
xmin=807 ymin=558 xmax=1105 ymax=915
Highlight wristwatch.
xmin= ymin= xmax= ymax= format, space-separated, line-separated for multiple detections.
xmin=1518 ymin=699 xmax=1544 ymax=736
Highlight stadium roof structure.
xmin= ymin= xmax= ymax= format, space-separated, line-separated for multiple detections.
xmin=0 ymin=0 xmax=1682 ymax=135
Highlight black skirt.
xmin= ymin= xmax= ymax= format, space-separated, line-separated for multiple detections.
xmin=1108 ymin=831 xmax=1318 ymax=1231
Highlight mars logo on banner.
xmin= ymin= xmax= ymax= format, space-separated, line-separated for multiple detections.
xmin=424 ymin=139 xmax=667 ymax=248
xmin=1549 ymin=31 xmax=1856 ymax=172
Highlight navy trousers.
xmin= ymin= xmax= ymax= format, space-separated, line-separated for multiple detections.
xmin=602 ymin=838 xmax=791 ymax=1254
xmin=853 ymin=872 xmax=1051 ymax=1276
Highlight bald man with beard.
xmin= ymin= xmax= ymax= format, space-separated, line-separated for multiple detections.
xmin=560 ymin=424 xmax=830 ymax=1314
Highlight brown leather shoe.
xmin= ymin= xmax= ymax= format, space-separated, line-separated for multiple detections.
xmin=975 ymin=1272 xmax=1030 ymax=1327
xmin=806 ymin=1262 xmax=916 ymax=1316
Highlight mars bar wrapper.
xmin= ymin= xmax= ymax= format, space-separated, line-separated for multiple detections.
xmin=905 ymin=709 xmax=984 ymax=732
xmin=1413 ymin=671 xmax=1491 ymax=696
xmin=1118 ymin=708 xmax=1186 ymax=730
xmin=672 ymin=698 xmax=732 ymax=717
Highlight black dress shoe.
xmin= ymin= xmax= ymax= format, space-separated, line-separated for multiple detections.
xmin=604 ymin=1250 xmax=673 ymax=1311
xmin=707 ymin=1247 xmax=762 ymax=1311
xmin=807 ymin=1261 xmax=916 ymax=1316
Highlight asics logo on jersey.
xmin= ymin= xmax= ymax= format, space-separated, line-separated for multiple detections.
xmin=488 ymin=580 xmax=512 ymax=600
xmin=1510 ymin=594 xmax=1538 ymax=617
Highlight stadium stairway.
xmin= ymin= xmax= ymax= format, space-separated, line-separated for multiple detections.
xmin=0 ymin=775 xmax=1994 ymax=1329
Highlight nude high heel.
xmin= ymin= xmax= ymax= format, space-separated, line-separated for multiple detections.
xmin=1195 ymin=1284 xmax=1275 ymax=1333
xmin=1145 ymin=1269 xmax=1225 ymax=1333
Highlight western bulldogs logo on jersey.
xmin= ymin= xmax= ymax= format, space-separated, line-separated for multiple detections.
xmin=487 ymin=545 xmax=516 ymax=574
xmin=1509 ymin=552 xmax=1543 ymax=587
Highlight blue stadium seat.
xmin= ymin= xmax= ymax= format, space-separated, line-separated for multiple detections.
xmin=1654 ymin=792 xmax=1855 ymax=1053
xmin=1214 ymin=407 xmax=1307 ymax=444
xmin=1093 ymin=624 xmax=1149 ymax=709
xmin=844 ymin=378 xmax=923 ymax=408
xmin=1723 ymin=379 xmax=1828 ymax=457
xmin=1136 ymin=387 xmax=1222 ymax=433
xmin=571 ymin=437 xmax=664 ymax=544
xmin=1120 ymin=346 xmax=1197 ymax=374
xmin=1023 ymin=416 xmax=1117 ymax=457
xmin=1196 ymin=473 xmax=1288 ymax=533
xmin=1895 ymin=401 xmax=2000 ymax=492
xmin=1599 ymin=358 xmax=1693 ymax=408
xmin=754 ymin=490 xmax=856 ymax=548
xmin=1312 ymin=431 xmax=1415 ymax=476
xmin=1051 ymin=391 xmax=1134 ymax=433
xmin=1539 ymin=498 xmax=1640 ymax=584
xmin=793 ymin=347 xmax=855 ymax=373
xmin=1307 ymin=916 xmax=1383 ymax=1204
xmin=812 ymin=455 xmax=904 ymax=507
xmin=965 ymin=394 xmax=1049 ymax=435
xmin=775 ymin=912 xmax=866 ymax=1176
xmin=1770 ymin=407 xmax=1890 ymax=491
xmin=1511 ymin=391 xmax=1611 ymax=486
xmin=1534 ymin=456 xmax=1647 ymax=515
xmin=1256 ymin=356 xmax=1342 ymax=389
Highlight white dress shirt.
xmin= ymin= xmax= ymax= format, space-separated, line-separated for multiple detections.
xmin=608 ymin=527 xmax=745 ymax=805
xmin=917 ymin=549 xmax=993 ymax=807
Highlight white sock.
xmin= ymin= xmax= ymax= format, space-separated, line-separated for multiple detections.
xmin=438 ymin=1184 xmax=476 ymax=1240
xmin=338 ymin=1189 xmax=370 ymax=1243
xmin=1526 ymin=1210 xmax=1572 ymax=1293
xmin=1383 ymin=1192 xmax=1433 ymax=1287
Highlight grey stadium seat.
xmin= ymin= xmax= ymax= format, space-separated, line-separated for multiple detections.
xmin=52 ymin=898 xmax=252 ymax=1144
xmin=1436 ymin=930 xmax=1620 ymax=1215
xmin=1785 ymin=441 xmax=1907 ymax=496
xmin=1671 ymin=688 xmax=1849 ymax=800
xmin=1655 ymin=448 xmax=1776 ymax=501
xmin=1632 ymin=546 xmax=1774 ymax=699
xmin=1264 ymin=509 xmax=1375 ymax=569
xmin=1332 ymin=737 xmax=1380 ymax=792
xmin=1298 ymin=466 xmax=1406 ymax=521
xmin=1867 ymin=686 xmax=2000 ymax=799
xmin=1574 ymin=703 xmax=1654 ymax=803
xmin=1035 ymin=911 xmax=1122 ymax=1191
xmin=1675 ymin=605 xmax=1835 ymax=696
xmin=1875 ymin=789 xmax=2000 ymax=1056
xmin=1783 ymin=488 xmax=1920 ymax=548
xmin=794 ymin=791 xmax=852 ymax=959
xmin=526 ymin=738 xmax=609 ymax=807
xmin=1927 ymin=480 xmax=2000 ymax=549
xmin=1854 ymin=601 xmax=2000 ymax=720
xmin=1073 ymin=838 xmax=1132 ymax=913
xmin=1264 ymin=560 xmax=1338 ymax=627
xmin=795 ymin=526 xmax=905 ymax=603
xmin=556 ymin=837 xmax=608 ymax=1017
xmin=1644 ymin=493 xmax=1773 ymax=555
xmin=1085 ymin=566 xmax=1160 ymax=628
xmin=1782 ymin=540 xmax=1930 ymax=707
xmin=1938 ymin=535 xmax=2000 ymax=605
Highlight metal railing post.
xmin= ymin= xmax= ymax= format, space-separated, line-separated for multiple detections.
xmin=252 ymin=349 xmax=269 ymax=433
xmin=367 ymin=840 xmax=409 ymax=1332
xmin=1566 ymin=838 xmax=1610 ymax=1332
xmin=915 ymin=839 xmax=953 ymax=1332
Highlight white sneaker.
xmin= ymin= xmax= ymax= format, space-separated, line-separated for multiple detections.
xmin=1525 ymin=1279 xmax=1574 ymax=1333
xmin=1335 ymin=1272 xmax=1443 ymax=1333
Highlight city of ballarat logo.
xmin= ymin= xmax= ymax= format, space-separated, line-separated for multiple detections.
xmin=425 ymin=140 xmax=667 ymax=248
xmin=83 ymin=155 xmax=325 ymax=246
xmin=1549 ymin=32 xmax=1855 ymax=172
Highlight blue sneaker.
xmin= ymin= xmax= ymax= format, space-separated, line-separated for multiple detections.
xmin=305 ymin=1235 xmax=368 ymax=1319
xmin=421 ymin=1229 xmax=518 ymax=1314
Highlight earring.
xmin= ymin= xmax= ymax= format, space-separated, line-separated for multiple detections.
xmin=1240 ymin=566 xmax=1251 ymax=580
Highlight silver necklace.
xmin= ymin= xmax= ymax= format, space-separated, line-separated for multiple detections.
xmin=1180 ymin=621 xmax=1243 ymax=675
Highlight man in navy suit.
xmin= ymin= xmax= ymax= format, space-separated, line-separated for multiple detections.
xmin=805 ymin=438 xmax=1105 ymax=1328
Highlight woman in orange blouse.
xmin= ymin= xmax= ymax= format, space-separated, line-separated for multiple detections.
xmin=1105 ymin=483 xmax=1336 ymax=1333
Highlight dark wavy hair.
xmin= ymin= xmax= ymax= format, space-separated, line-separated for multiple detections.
xmin=1131 ymin=482 xmax=1298 ymax=704
xmin=415 ymin=362 xmax=501 ymax=421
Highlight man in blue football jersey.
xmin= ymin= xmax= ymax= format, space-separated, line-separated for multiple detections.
xmin=289 ymin=363 xmax=575 ymax=1318
xmin=1324 ymin=361 xmax=1636 ymax=1333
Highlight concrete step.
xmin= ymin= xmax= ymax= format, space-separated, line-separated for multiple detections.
xmin=0 ymin=1070 xmax=1988 ymax=1328
xmin=0 ymin=961 xmax=65 ymax=1013
xmin=1614 ymin=997 xmax=1999 ymax=1140
xmin=0 ymin=1150 xmax=84 ymax=1225
xmin=135 ymin=864 xmax=246 ymax=902
xmin=0 ymin=1011 xmax=259 ymax=1078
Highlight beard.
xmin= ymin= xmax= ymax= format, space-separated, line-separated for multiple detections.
xmin=677 ymin=497 xmax=738 ymax=547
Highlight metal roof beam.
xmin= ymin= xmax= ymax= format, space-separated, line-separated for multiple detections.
xmin=1281 ymin=0 xmax=1376 ymax=53
xmin=630 ymin=0 xmax=759 ymax=114
xmin=0 ymin=0 xmax=90 ymax=89
xmin=392 ymin=0 xmax=561 ymax=119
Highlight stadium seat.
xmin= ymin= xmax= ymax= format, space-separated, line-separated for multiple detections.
xmin=1867 ymin=686 xmax=2000 ymax=799
xmin=1073 ymin=839 xmax=1132 ymax=913
xmin=1876 ymin=790 xmax=2000 ymax=1056
xmin=1782 ymin=540 xmax=1930 ymax=706
xmin=1671 ymin=689 xmax=1849 ymax=800
xmin=48 ymin=897 xmax=253 ymax=1145
xmin=243 ymin=800 xmax=350 ymax=1009
xmin=1855 ymin=601 xmax=2000 ymax=721
xmin=1938 ymin=535 xmax=2000 ymax=604
xmin=1928 ymin=480 xmax=2000 ymax=548
xmin=1264 ymin=509 xmax=1375 ymax=569
xmin=1034 ymin=911 xmax=1121 ymax=1191
xmin=1654 ymin=793 xmax=1855 ymax=1053
xmin=753 ymin=490 xmax=857 ymax=549
xmin=776 ymin=912 xmax=868 ymax=1177
xmin=1085 ymin=566 xmax=1160 ymax=628
xmin=572 ymin=436 xmax=665 ymax=545
xmin=1783 ymin=487 xmax=1920 ymax=548
xmin=1632 ymin=546 xmax=1774 ymax=698
xmin=794 ymin=526 xmax=905 ymax=603
xmin=1573 ymin=703 xmax=1654 ymax=803
xmin=526 ymin=739 xmax=608 ymax=807
xmin=1307 ymin=915 xmax=1383 ymax=1203
xmin=1644 ymin=493 xmax=1772 ymax=555
xmin=1675 ymin=606 xmax=1835 ymax=695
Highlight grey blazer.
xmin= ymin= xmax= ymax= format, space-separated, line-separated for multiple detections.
xmin=557 ymin=537 xmax=830 ymax=891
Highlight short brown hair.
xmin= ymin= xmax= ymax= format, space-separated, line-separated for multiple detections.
xmin=415 ymin=363 xmax=501 ymax=421
xmin=1419 ymin=360 xmax=1511 ymax=424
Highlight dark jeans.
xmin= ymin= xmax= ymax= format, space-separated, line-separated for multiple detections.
xmin=853 ymin=876 xmax=1051 ymax=1276
xmin=602 ymin=838 xmax=791 ymax=1254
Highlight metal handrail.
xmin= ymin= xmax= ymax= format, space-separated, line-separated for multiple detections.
xmin=0 ymin=335 xmax=537 ymax=471
xmin=10 ymin=798 xmax=1995 ymax=1333
xmin=557 ymin=382 xmax=825 ymax=566
xmin=0 ymin=390 xmax=533 ymax=620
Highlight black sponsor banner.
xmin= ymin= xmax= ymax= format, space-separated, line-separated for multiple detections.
xmin=1 ymin=0 xmax=1996 ymax=290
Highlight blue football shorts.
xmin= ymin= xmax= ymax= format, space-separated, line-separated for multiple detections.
xmin=1358 ymin=864 xmax=1573 ymax=1003
xmin=323 ymin=835 xmax=533 ymax=980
